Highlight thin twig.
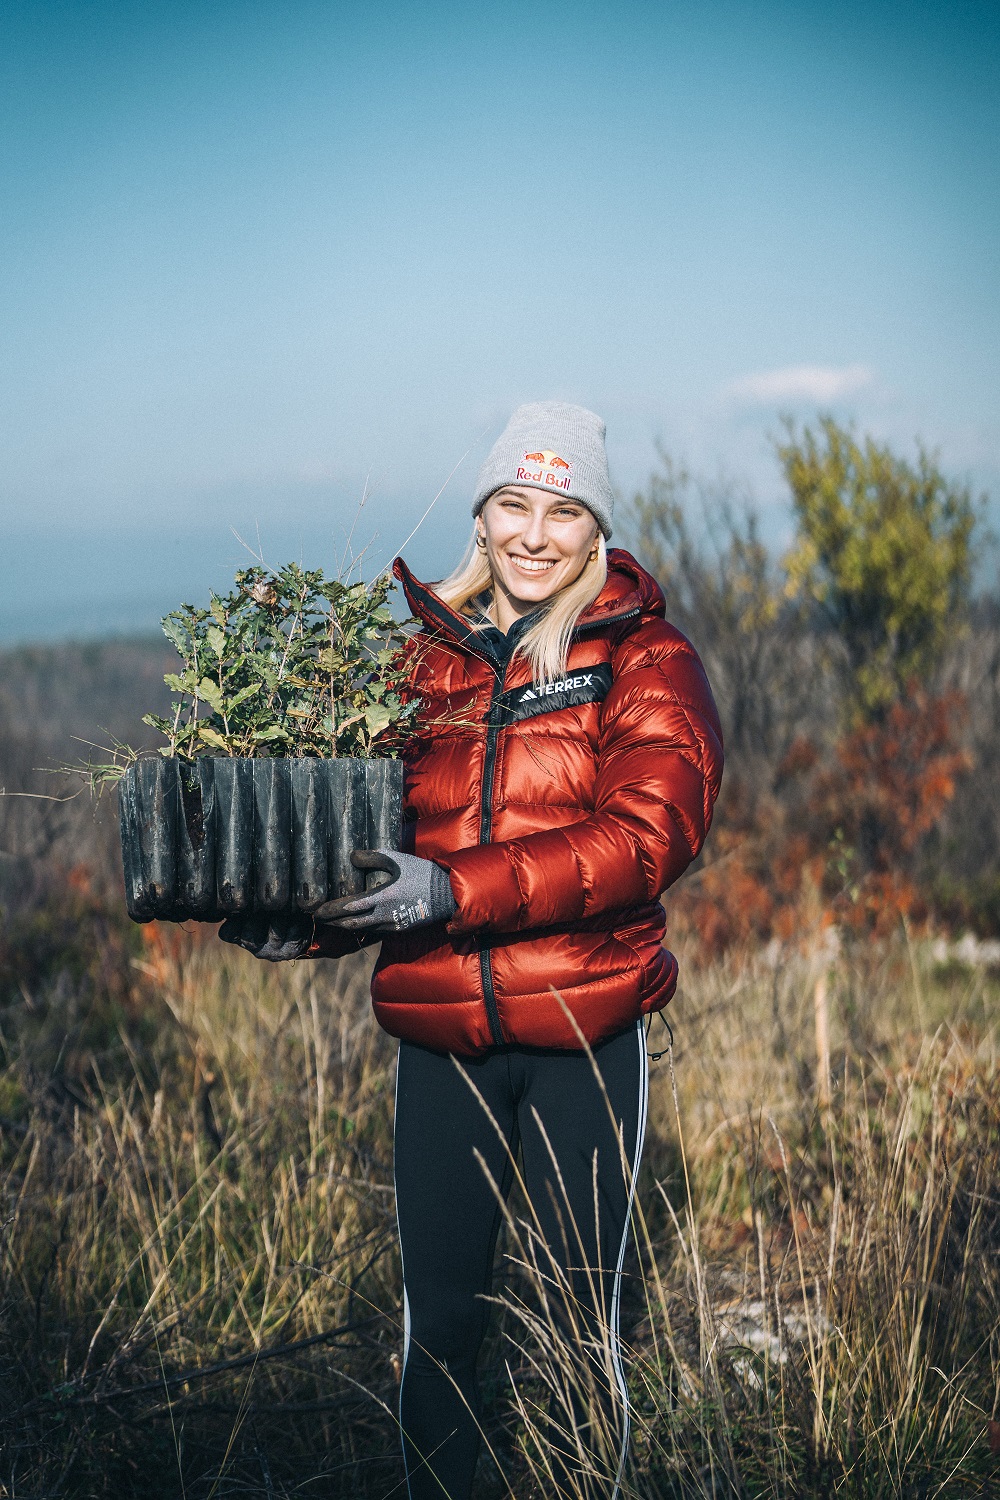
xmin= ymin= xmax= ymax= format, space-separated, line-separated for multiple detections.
xmin=384 ymin=425 xmax=492 ymax=567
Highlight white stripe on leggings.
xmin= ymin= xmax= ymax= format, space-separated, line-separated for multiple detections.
xmin=608 ymin=1019 xmax=649 ymax=1498
xmin=394 ymin=1058 xmax=415 ymax=1500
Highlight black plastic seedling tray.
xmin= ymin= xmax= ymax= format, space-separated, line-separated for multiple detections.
xmin=119 ymin=756 xmax=403 ymax=923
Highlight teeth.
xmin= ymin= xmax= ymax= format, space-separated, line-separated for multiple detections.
xmin=509 ymin=556 xmax=556 ymax=573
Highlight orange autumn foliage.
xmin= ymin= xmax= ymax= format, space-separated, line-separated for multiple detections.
xmin=668 ymin=689 xmax=971 ymax=953
xmin=138 ymin=919 xmax=214 ymax=988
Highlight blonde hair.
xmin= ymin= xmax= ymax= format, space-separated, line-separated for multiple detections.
xmin=433 ymin=520 xmax=608 ymax=684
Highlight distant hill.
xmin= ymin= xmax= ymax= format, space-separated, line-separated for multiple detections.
xmin=0 ymin=636 xmax=179 ymax=884
xmin=0 ymin=637 xmax=176 ymax=769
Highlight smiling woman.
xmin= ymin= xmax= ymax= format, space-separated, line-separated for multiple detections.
xmin=228 ymin=400 xmax=724 ymax=1499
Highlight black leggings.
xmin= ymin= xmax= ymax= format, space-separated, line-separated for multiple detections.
xmin=393 ymin=1021 xmax=648 ymax=1500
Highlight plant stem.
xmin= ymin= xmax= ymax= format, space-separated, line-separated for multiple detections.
xmin=329 ymin=607 xmax=337 ymax=758
xmin=814 ymin=968 xmax=831 ymax=1112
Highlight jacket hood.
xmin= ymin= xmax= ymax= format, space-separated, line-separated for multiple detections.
xmin=393 ymin=548 xmax=666 ymax=644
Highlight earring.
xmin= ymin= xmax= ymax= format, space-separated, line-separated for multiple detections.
xmin=476 ymin=534 xmax=487 ymax=550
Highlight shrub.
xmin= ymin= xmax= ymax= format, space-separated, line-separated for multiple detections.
xmin=142 ymin=562 xmax=417 ymax=762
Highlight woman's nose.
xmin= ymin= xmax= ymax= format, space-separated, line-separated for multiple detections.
xmin=521 ymin=513 xmax=548 ymax=550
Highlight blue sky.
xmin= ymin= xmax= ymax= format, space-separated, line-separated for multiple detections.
xmin=2 ymin=0 xmax=997 ymax=640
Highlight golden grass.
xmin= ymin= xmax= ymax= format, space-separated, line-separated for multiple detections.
xmin=1 ymin=928 xmax=997 ymax=1497
xmin=504 ymin=942 xmax=1000 ymax=1498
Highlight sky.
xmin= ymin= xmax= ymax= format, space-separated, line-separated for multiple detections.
xmin=2 ymin=0 xmax=998 ymax=641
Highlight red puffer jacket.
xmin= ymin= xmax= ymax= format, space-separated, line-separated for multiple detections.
xmin=316 ymin=549 xmax=723 ymax=1055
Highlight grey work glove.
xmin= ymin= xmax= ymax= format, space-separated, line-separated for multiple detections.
xmin=315 ymin=850 xmax=457 ymax=933
xmin=218 ymin=911 xmax=314 ymax=962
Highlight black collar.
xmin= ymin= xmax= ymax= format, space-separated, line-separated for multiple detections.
xmin=475 ymin=602 xmax=541 ymax=667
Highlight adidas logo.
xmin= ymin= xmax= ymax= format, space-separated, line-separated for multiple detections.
xmin=519 ymin=673 xmax=594 ymax=704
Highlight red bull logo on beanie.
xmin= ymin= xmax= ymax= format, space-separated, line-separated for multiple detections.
xmin=518 ymin=449 xmax=573 ymax=491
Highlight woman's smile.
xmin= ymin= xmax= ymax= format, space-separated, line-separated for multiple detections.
xmin=507 ymin=553 xmax=557 ymax=574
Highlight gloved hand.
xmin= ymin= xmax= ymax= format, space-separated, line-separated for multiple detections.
xmin=218 ymin=911 xmax=314 ymax=962
xmin=315 ymin=850 xmax=457 ymax=933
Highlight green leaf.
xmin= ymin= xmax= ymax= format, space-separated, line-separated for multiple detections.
xmin=206 ymin=625 xmax=226 ymax=658
xmin=161 ymin=615 xmax=190 ymax=654
xmin=196 ymin=678 xmax=225 ymax=713
xmin=197 ymin=725 xmax=231 ymax=752
xmin=227 ymin=682 xmax=263 ymax=709
xmin=364 ymin=703 xmax=392 ymax=738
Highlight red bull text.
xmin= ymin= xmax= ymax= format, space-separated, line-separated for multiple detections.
xmin=519 ymin=450 xmax=573 ymax=490
xmin=516 ymin=466 xmax=572 ymax=490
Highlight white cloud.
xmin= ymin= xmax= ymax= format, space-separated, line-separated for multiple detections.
xmin=724 ymin=364 xmax=875 ymax=405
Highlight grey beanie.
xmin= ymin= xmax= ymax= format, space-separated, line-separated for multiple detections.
xmin=472 ymin=401 xmax=614 ymax=538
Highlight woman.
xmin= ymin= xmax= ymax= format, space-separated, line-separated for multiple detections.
xmin=223 ymin=402 xmax=723 ymax=1499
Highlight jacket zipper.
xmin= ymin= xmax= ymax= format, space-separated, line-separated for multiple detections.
xmin=401 ymin=564 xmax=507 ymax=1045
xmin=473 ymin=614 xmax=642 ymax=1049
xmin=478 ymin=666 xmax=507 ymax=1047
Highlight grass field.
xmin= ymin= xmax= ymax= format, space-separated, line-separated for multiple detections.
xmin=1 ymin=909 xmax=997 ymax=1498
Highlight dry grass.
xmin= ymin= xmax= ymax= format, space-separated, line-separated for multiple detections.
xmin=1 ymin=924 xmax=998 ymax=1497
xmin=505 ymin=942 xmax=1000 ymax=1498
xmin=0 ymin=934 xmax=405 ymax=1496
